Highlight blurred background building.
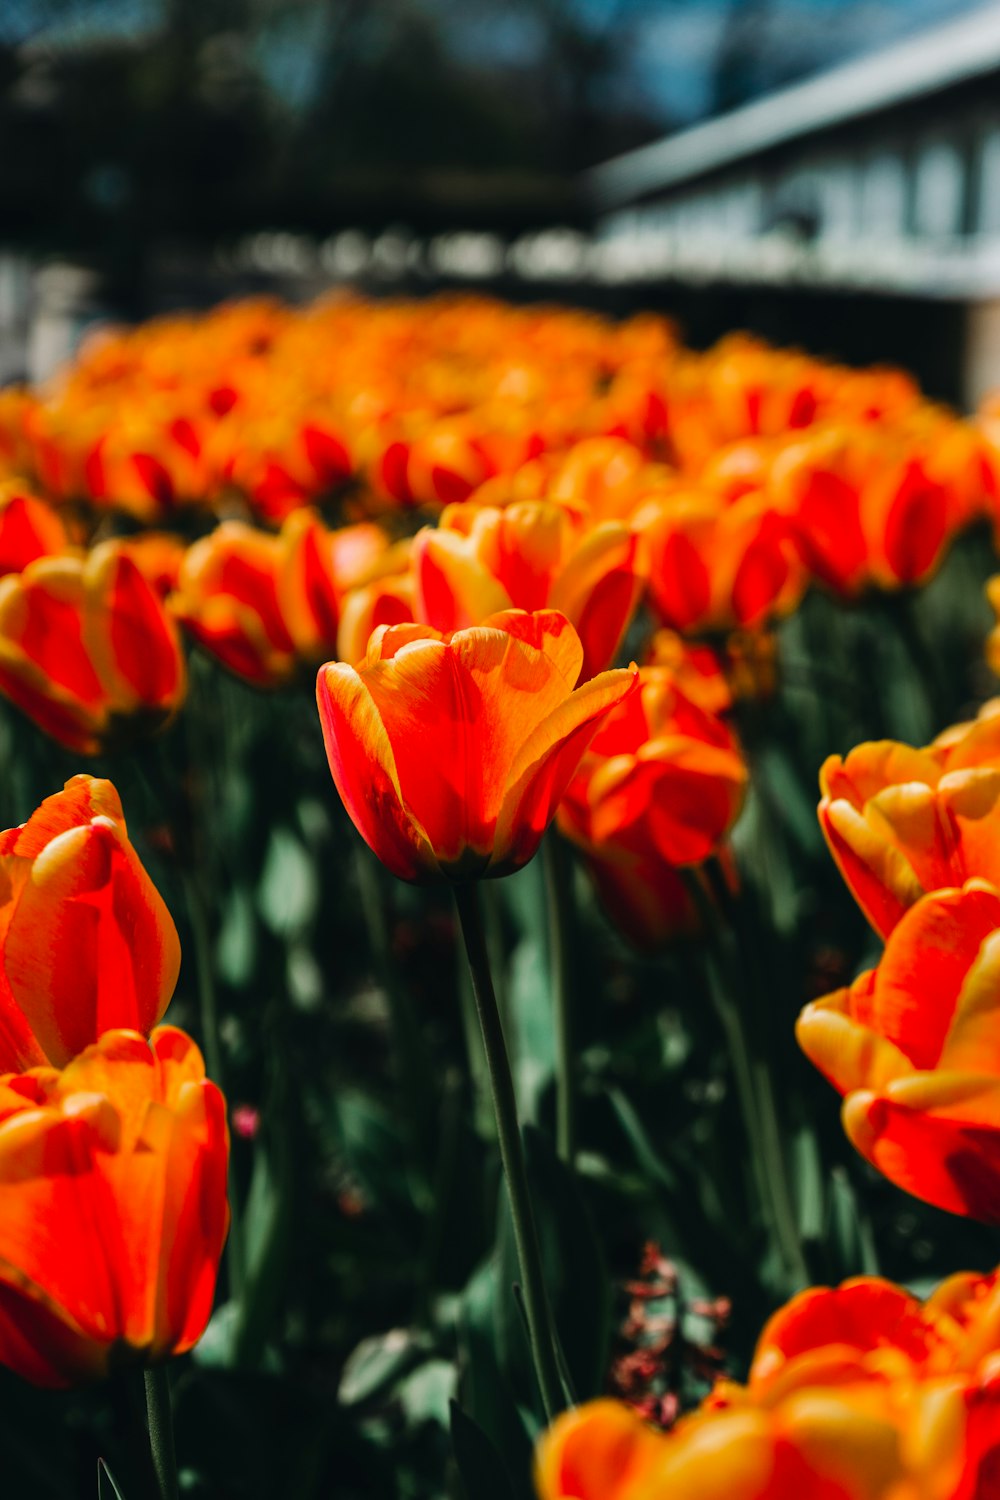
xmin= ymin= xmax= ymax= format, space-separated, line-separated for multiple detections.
xmin=0 ymin=0 xmax=996 ymax=401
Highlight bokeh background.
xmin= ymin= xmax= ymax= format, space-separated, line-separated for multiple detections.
xmin=0 ymin=0 xmax=995 ymax=391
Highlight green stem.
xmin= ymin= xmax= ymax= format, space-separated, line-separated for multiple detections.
xmin=543 ymin=833 xmax=576 ymax=1168
xmin=453 ymin=881 xmax=565 ymax=1421
xmin=143 ymin=1365 xmax=179 ymax=1500
xmin=685 ymin=868 xmax=809 ymax=1293
xmin=183 ymin=868 xmax=245 ymax=1304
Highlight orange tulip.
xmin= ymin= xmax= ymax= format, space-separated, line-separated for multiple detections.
xmin=644 ymin=630 xmax=733 ymax=716
xmin=798 ymin=878 xmax=1000 ymax=1221
xmin=412 ymin=499 xmax=645 ymax=679
xmin=276 ymin=511 xmax=400 ymax=660
xmin=0 ymin=1026 xmax=228 ymax=1387
xmin=316 ymin=609 xmax=637 ymax=882
xmin=0 ymin=541 xmax=186 ymax=753
xmin=0 ymin=485 xmax=70 ymax=577
xmin=985 ymin=576 xmax=1000 ymax=678
xmin=636 ymin=491 xmax=804 ymax=634
xmin=557 ymin=667 xmax=746 ymax=946
xmin=818 ymin=700 xmax=1000 ymax=939
xmin=0 ymin=775 xmax=180 ymax=1072
xmin=336 ymin=569 xmax=415 ymax=666
xmin=171 ymin=520 xmax=297 ymax=686
xmin=537 ymin=1268 xmax=1000 ymax=1500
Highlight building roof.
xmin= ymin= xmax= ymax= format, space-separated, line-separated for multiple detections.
xmin=586 ymin=4 xmax=1000 ymax=209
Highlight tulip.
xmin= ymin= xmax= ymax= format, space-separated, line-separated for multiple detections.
xmin=0 ymin=1026 xmax=228 ymax=1387
xmin=0 ymin=541 xmax=186 ymax=754
xmin=797 ymin=878 xmax=1000 ymax=1221
xmin=536 ymin=1268 xmax=1000 ymax=1500
xmin=412 ymin=499 xmax=645 ymax=680
xmin=82 ymin=403 xmax=210 ymax=519
xmin=276 ymin=510 xmax=400 ymax=660
xmin=316 ymin=608 xmax=637 ymax=882
xmin=818 ymin=700 xmax=1000 ymax=939
xmin=0 ymin=775 xmax=180 ymax=1072
xmin=557 ymin=667 xmax=747 ymax=947
xmin=644 ymin=630 xmax=733 ymax=715
xmin=336 ymin=569 xmax=415 ymax=666
xmin=0 ymin=485 xmax=70 ymax=577
xmin=636 ymin=490 xmax=804 ymax=635
xmin=170 ymin=520 xmax=297 ymax=686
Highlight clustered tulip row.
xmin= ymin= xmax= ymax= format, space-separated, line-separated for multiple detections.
xmin=1 ymin=294 xmax=1000 ymax=1495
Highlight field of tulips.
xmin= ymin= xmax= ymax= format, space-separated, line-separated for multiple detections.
xmin=3 ymin=291 xmax=1000 ymax=1497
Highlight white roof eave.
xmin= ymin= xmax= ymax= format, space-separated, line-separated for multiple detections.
xmin=586 ymin=3 xmax=1000 ymax=208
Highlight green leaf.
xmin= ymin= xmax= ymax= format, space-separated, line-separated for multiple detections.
xmin=327 ymin=1090 xmax=414 ymax=1214
xmin=97 ymin=1460 xmax=126 ymax=1500
xmin=257 ymin=827 xmax=318 ymax=938
xmin=496 ymin=1127 xmax=610 ymax=1404
xmin=828 ymin=1168 xmax=879 ymax=1277
xmin=215 ymin=886 xmax=258 ymax=989
xmin=339 ymin=1328 xmax=430 ymax=1406
xmin=450 ymin=1402 xmax=516 ymax=1500
xmin=457 ymin=1259 xmax=535 ymax=1494
xmin=396 ymin=1359 xmax=456 ymax=1430
xmin=792 ymin=1123 xmax=825 ymax=1245
xmin=506 ymin=938 xmax=556 ymax=1121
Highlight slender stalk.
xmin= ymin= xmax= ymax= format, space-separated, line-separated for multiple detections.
xmin=543 ymin=833 xmax=576 ymax=1167
xmin=453 ymin=881 xmax=565 ymax=1420
xmin=684 ymin=868 xmax=809 ymax=1292
xmin=183 ymin=867 xmax=245 ymax=1303
xmin=144 ymin=1365 xmax=180 ymax=1500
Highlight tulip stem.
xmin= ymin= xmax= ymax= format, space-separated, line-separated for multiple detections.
xmin=144 ymin=1365 xmax=179 ymax=1500
xmin=543 ymin=833 xmax=577 ymax=1167
xmin=453 ymin=881 xmax=566 ymax=1422
xmin=683 ymin=867 xmax=810 ymax=1294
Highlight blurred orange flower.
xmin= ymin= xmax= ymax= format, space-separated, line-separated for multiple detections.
xmin=171 ymin=520 xmax=297 ymax=686
xmin=537 ymin=1268 xmax=1000 ymax=1499
xmin=798 ymin=878 xmax=1000 ymax=1222
xmin=819 ymin=701 xmax=1000 ymax=939
xmin=412 ymin=499 xmax=644 ymax=679
xmin=0 ymin=776 xmax=180 ymax=1072
xmin=316 ymin=608 xmax=637 ymax=882
xmin=636 ymin=491 xmax=804 ymax=635
xmin=0 ymin=1027 xmax=228 ymax=1387
xmin=276 ymin=511 xmax=400 ymax=661
xmin=557 ymin=666 xmax=746 ymax=947
xmin=0 ymin=541 xmax=186 ymax=753
xmin=0 ymin=485 xmax=70 ymax=577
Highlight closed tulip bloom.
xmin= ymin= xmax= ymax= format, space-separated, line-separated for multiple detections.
xmin=413 ymin=499 xmax=645 ymax=680
xmin=644 ymin=630 xmax=733 ymax=716
xmin=798 ymin=879 xmax=1000 ymax=1221
xmin=0 ymin=485 xmax=70 ymax=577
xmin=636 ymin=491 xmax=804 ymax=635
xmin=0 ymin=541 xmax=186 ymax=754
xmin=0 ymin=1026 xmax=228 ymax=1387
xmin=536 ymin=1270 xmax=1000 ymax=1500
xmin=0 ymin=775 xmax=180 ymax=1072
xmin=557 ymin=667 xmax=746 ymax=946
xmin=171 ymin=520 xmax=297 ymax=686
xmin=276 ymin=511 xmax=399 ymax=660
xmin=316 ymin=608 xmax=637 ymax=882
xmin=819 ymin=701 xmax=1000 ymax=939
xmin=336 ymin=569 xmax=415 ymax=667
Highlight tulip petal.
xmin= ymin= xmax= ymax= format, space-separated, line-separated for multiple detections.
xmin=316 ymin=660 xmax=437 ymax=880
xmin=495 ymin=665 xmax=638 ymax=873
